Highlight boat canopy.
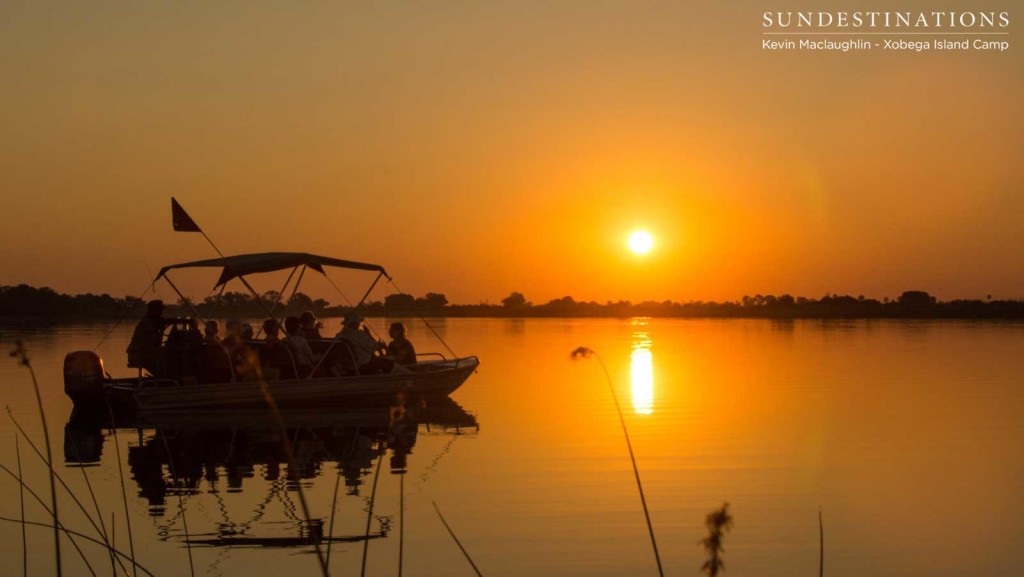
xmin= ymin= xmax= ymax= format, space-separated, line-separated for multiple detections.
xmin=156 ymin=252 xmax=388 ymax=287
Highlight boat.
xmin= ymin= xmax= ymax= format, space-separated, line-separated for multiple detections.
xmin=63 ymin=252 xmax=479 ymax=411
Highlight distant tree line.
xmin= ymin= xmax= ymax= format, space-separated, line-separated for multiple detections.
xmin=1 ymin=284 xmax=1022 ymax=320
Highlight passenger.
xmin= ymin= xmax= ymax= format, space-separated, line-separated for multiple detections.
xmin=258 ymin=318 xmax=285 ymax=380
xmin=126 ymin=300 xmax=168 ymax=375
xmin=336 ymin=314 xmax=392 ymax=375
xmin=300 ymin=311 xmax=323 ymax=340
xmin=386 ymin=322 xmax=417 ymax=365
xmin=223 ymin=319 xmax=243 ymax=347
xmin=283 ymin=315 xmax=318 ymax=375
xmin=240 ymin=323 xmax=255 ymax=341
xmin=262 ymin=318 xmax=281 ymax=342
xmin=222 ymin=319 xmax=259 ymax=381
xmin=204 ymin=320 xmax=221 ymax=344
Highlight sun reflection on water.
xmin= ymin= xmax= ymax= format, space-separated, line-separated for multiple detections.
xmin=631 ymin=320 xmax=654 ymax=415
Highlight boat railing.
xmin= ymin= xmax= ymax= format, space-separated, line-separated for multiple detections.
xmin=415 ymin=352 xmax=448 ymax=362
xmin=134 ymin=378 xmax=186 ymax=392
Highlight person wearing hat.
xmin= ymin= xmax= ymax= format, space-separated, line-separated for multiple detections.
xmin=335 ymin=313 xmax=391 ymax=374
xmin=127 ymin=299 xmax=168 ymax=375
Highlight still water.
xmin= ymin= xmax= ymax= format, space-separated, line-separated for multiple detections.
xmin=0 ymin=318 xmax=1022 ymax=577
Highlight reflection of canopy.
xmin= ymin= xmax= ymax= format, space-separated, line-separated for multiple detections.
xmin=155 ymin=252 xmax=388 ymax=287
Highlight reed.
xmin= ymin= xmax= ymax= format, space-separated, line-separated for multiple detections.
xmin=16 ymin=435 xmax=27 ymax=577
xmin=7 ymin=414 xmax=117 ymax=553
xmin=1 ymin=516 xmax=156 ymax=577
xmin=10 ymin=341 xmax=62 ymax=576
xmin=8 ymin=411 xmax=131 ymax=577
xmin=431 ymin=501 xmax=484 ymax=577
xmin=64 ymin=430 xmax=112 ymax=571
xmin=253 ymin=358 xmax=330 ymax=576
xmin=325 ymin=468 xmax=343 ymax=569
xmin=0 ymin=462 xmax=99 ymax=576
xmin=699 ymin=502 xmax=733 ymax=577
xmin=398 ymin=472 xmax=405 ymax=577
xmin=360 ymin=441 xmax=386 ymax=577
xmin=160 ymin=436 xmax=195 ymax=577
xmin=106 ymin=405 xmax=139 ymax=577
xmin=819 ymin=507 xmax=824 ymax=577
xmin=570 ymin=346 xmax=664 ymax=577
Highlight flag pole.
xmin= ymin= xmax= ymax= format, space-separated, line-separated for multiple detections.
xmin=170 ymin=198 xmax=282 ymax=325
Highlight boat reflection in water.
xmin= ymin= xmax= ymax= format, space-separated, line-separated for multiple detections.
xmin=631 ymin=319 xmax=654 ymax=415
xmin=64 ymin=397 xmax=477 ymax=549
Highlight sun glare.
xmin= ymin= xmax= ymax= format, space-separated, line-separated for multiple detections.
xmin=628 ymin=230 xmax=654 ymax=255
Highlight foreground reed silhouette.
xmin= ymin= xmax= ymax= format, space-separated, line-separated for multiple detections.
xmin=571 ymin=346 xmax=664 ymax=577
xmin=6 ymin=342 xmax=148 ymax=576
xmin=9 ymin=340 xmax=62 ymax=576
xmin=700 ymin=503 xmax=733 ymax=577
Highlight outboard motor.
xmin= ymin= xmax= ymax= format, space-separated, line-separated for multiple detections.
xmin=64 ymin=351 xmax=106 ymax=401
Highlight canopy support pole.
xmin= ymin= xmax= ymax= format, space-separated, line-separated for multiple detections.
xmin=254 ymin=266 xmax=300 ymax=340
xmin=307 ymin=271 xmax=386 ymax=378
xmin=163 ymin=274 xmax=206 ymax=326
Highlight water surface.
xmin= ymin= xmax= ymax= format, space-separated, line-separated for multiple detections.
xmin=1 ymin=318 xmax=1022 ymax=576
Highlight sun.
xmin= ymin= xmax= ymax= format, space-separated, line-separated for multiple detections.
xmin=628 ymin=230 xmax=654 ymax=255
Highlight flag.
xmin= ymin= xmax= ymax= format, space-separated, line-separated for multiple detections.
xmin=171 ymin=197 xmax=202 ymax=233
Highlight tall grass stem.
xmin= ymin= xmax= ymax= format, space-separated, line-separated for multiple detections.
xmin=106 ymin=405 xmax=138 ymax=577
xmin=325 ymin=468 xmax=343 ymax=570
xmin=0 ymin=517 xmax=156 ymax=577
xmin=8 ymin=409 xmax=124 ymax=575
xmin=432 ymin=501 xmax=483 ymax=577
xmin=11 ymin=342 xmax=62 ymax=576
xmin=360 ymin=442 xmax=385 ymax=577
xmin=257 ymin=378 xmax=330 ymax=576
xmin=572 ymin=347 xmax=664 ymax=577
xmin=819 ymin=507 xmax=824 ymax=577
xmin=16 ymin=435 xmax=27 ymax=577
xmin=0 ymin=464 xmax=98 ymax=576
xmin=160 ymin=437 xmax=195 ymax=577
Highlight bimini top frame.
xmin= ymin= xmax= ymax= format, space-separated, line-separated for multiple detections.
xmin=155 ymin=252 xmax=389 ymax=288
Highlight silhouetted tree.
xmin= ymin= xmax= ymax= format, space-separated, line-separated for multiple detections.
xmin=384 ymin=293 xmax=416 ymax=310
xmin=501 ymin=292 xmax=528 ymax=308
xmin=898 ymin=291 xmax=936 ymax=306
xmin=419 ymin=292 xmax=449 ymax=309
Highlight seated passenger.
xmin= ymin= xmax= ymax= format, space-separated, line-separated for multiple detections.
xmin=223 ymin=319 xmax=243 ymax=347
xmin=300 ymin=310 xmax=323 ymax=340
xmin=223 ymin=319 xmax=259 ymax=381
xmin=335 ymin=314 xmax=393 ymax=375
xmin=204 ymin=320 xmax=221 ymax=345
xmin=386 ymin=322 xmax=417 ymax=365
xmin=257 ymin=318 xmax=289 ymax=380
xmin=240 ymin=323 xmax=254 ymax=341
xmin=262 ymin=318 xmax=281 ymax=342
xmin=126 ymin=300 xmax=168 ymax=375
xmin=283 ymin=315 xmax=319 ymax=376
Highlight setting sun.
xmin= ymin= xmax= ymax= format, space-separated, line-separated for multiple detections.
xmin=628 ymin=230 xmax=654 ymax=255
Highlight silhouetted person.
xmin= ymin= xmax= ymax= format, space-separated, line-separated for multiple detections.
xmin=240 ymin=323 xmax=254 ymax=341
xmin=222 ymin=318 xmax=258 ymax=381
xmin=204 ymin=320 xmax=221 ymax=344
xmin=386 ymin=322 xmax=417 ymax=365
xmin=300 ymin=310 xmax=322 ymax=340
xmin=336 ymin=314 xmax=392 ymax=374
xmin=262 ymin=318 xmax=281 ymax=342
xmin=127 ymin=300 xmax=167 ymax=375
xmin=258 ymin=318 xmax=286 ymax=380
xmin=284 ymin=315 xmax=318 ymax=376
xmin=223 ymin=319 xmax=242 ymax=347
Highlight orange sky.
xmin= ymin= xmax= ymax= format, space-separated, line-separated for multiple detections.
xmin=1 ymin=1 xmax=1021 ymax=305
